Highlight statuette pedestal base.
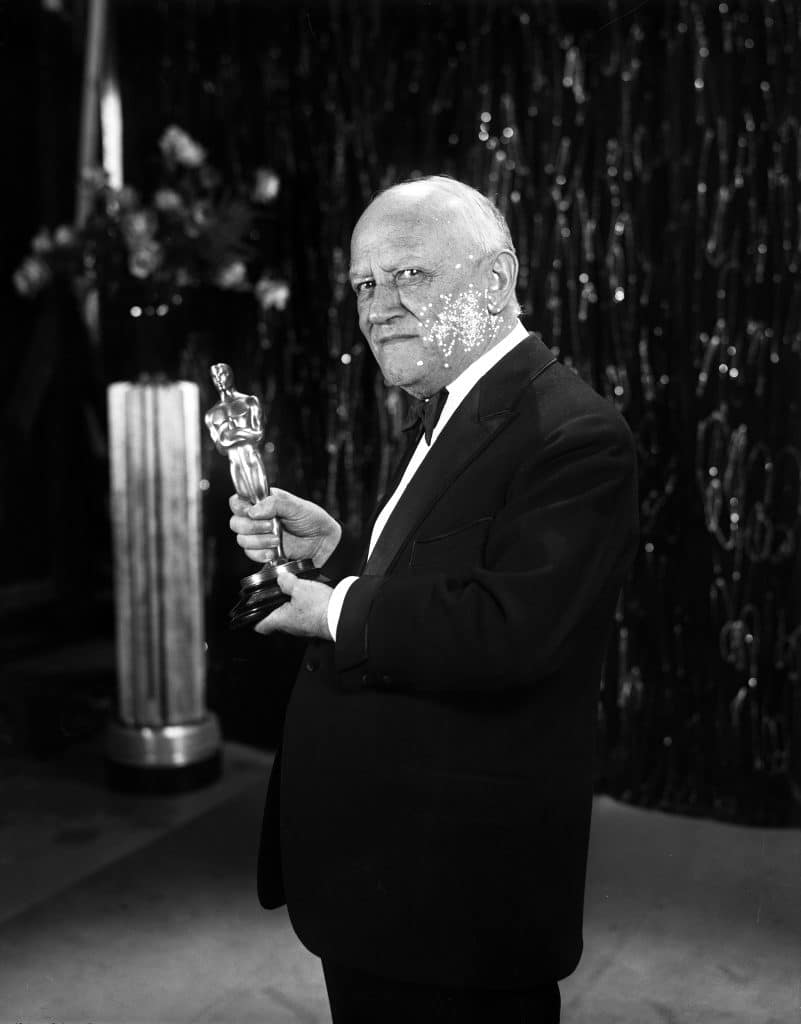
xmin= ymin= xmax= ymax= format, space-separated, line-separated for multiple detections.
xmin=230 ymin=557 xmax=320 ymax=629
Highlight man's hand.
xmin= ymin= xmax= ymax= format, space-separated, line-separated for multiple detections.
xmin=229 ymin=487 xmax=342 ymax=568
xmin=254 ymin=573 xmax=333 ymax=639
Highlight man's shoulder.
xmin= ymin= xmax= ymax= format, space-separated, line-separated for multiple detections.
xmin=514 ymin=349 xmax=634 ymax=446
xmin=531 ymin=356 xmax=612 ymax=406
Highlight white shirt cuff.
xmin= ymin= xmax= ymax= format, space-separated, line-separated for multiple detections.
xmin=326 ymin=575 xmax=360 ymax=641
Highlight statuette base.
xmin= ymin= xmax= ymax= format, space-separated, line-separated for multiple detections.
xmin=230 ymin=557 xmax=321 ymax=629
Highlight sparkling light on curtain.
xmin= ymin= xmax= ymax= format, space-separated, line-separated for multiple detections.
xmin=111 ymin=0 xmax=800 ymax=824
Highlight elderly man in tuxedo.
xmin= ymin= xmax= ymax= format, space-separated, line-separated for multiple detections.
xmin=229 ymin=175 xmax=639 ymax=1023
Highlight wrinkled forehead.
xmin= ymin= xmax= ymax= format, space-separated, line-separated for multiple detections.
xmin=351 ymin=185 xmax=478 ymax=261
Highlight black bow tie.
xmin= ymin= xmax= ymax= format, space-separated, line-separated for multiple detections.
xmin=401 ymin=388 xmax=449 ymax=445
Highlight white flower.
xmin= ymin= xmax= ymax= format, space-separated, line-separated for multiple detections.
xmin=31 ymin=229 xmax=53 ymax=254
xmin=128 ymin=241 xmax=162 ymax=279
xmin=53 ymin=225 xmax=76 ymax=247
xmin=154 ymin=188 xmax=183 ymax=213
xmin=252 ymin=168 xmax=280 ymax=204
xmin=189 ymin=201 xmax=212 ymax=230
xmin=13 ymin=256 xmax=52 ymax=296
xmin=122 ymin=210 xmax=156 ymax=246
xmin=159 ymin=125 xmax=206 ymax=168
xmin=255 ymin=275 xmax=290 ymax=311
xmin=216 ymin=260 xmax=249 ymax=290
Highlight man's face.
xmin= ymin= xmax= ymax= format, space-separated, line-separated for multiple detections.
xmin=349 ymin=187 xmax=497 ymax=398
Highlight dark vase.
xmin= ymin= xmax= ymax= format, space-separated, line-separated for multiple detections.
xmin=99 ymin=283 xmax=259 ymax=386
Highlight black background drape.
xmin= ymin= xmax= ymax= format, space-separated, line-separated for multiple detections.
xmin=2 ymin=0 xmax=799 ymax=825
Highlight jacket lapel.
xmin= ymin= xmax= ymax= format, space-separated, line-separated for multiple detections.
xmin=355 ymin=428 xmax=421 ymax=573
xmin=364 ymin=334 xmax=557 ymax=577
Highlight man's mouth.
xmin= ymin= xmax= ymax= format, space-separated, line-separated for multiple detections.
xmin=375 ymin=333 xmax=418 ymax=344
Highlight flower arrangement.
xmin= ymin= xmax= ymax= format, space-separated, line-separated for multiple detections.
xmin=13 ymin=125 xmax=290 ymax=315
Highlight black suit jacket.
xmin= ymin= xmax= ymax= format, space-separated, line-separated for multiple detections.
xmin=257 ymin=333 xmax=639 ymax=989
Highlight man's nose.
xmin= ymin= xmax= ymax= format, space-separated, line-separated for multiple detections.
xmin=366 ymin=283 xmax=402 ymax=324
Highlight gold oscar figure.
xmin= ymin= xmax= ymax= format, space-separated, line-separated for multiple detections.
xmin=206 ymin=362 xmax=319 ymax=629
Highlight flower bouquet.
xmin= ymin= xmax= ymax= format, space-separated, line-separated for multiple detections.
xmin=13 ymin=125 xmax=290 ymax=377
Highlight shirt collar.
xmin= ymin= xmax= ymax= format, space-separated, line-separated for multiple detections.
xmin=423 ymin=320 xmax=530 ymax=447
xmin=442 ymin=320 xmax=530 ymax=408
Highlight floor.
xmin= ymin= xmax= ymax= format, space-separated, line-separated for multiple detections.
xmin=1 ymin=618 xmax=799 ymax=1024
xmin=0 ymin=734 xmax=799 ymax=1024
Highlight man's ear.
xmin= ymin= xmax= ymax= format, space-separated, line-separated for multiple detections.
xmin=486 ymin=250 xmax=519 ymax=312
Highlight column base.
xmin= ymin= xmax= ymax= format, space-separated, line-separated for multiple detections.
xmin=105 ymin=752 xmax=222 ymax=794
xmin=105 ymin=715 xmax=222 ymax=793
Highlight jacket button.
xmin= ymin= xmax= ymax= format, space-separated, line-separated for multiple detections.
xmin=305 ymin=659 xmax=319 ymax=672
xmin=361 ymin=672 xmax=369 ymax=685
xmin=381 ymin=674 xmax=392 ymax=685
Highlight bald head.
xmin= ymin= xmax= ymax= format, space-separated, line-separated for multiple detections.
xmin=362 ymin=175 xmax=516 ymax=262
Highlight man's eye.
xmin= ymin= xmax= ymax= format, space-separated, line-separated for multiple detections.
xmin=354 ymin=280 xmax=375 ymax=293
xmin=396 ymin=269 xmax=422 ymax=283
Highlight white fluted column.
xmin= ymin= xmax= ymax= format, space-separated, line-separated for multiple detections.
xmin=106 ymin=380 xmax=220 ymax=787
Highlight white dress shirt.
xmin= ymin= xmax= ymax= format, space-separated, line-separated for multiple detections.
xmin=326 ymin=320 xmax=530 ymax=640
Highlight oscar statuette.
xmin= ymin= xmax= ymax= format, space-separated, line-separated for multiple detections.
xmin=205 ymin=363 xmax=321 ymax=629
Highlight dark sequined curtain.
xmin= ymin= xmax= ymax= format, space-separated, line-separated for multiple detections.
xmin=107 ymin=0 xmax=800 ymax=823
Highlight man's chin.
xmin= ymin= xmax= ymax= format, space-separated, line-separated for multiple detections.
xmin=379 ymin=363 xmax=425 ymax=390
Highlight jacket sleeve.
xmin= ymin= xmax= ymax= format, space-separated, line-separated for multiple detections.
xmin=333 ymin=409 xmax=639 ymax=694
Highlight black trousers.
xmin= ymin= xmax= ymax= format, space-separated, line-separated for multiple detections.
xmin=322 ymin=960 xmax=561 ymax=1024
